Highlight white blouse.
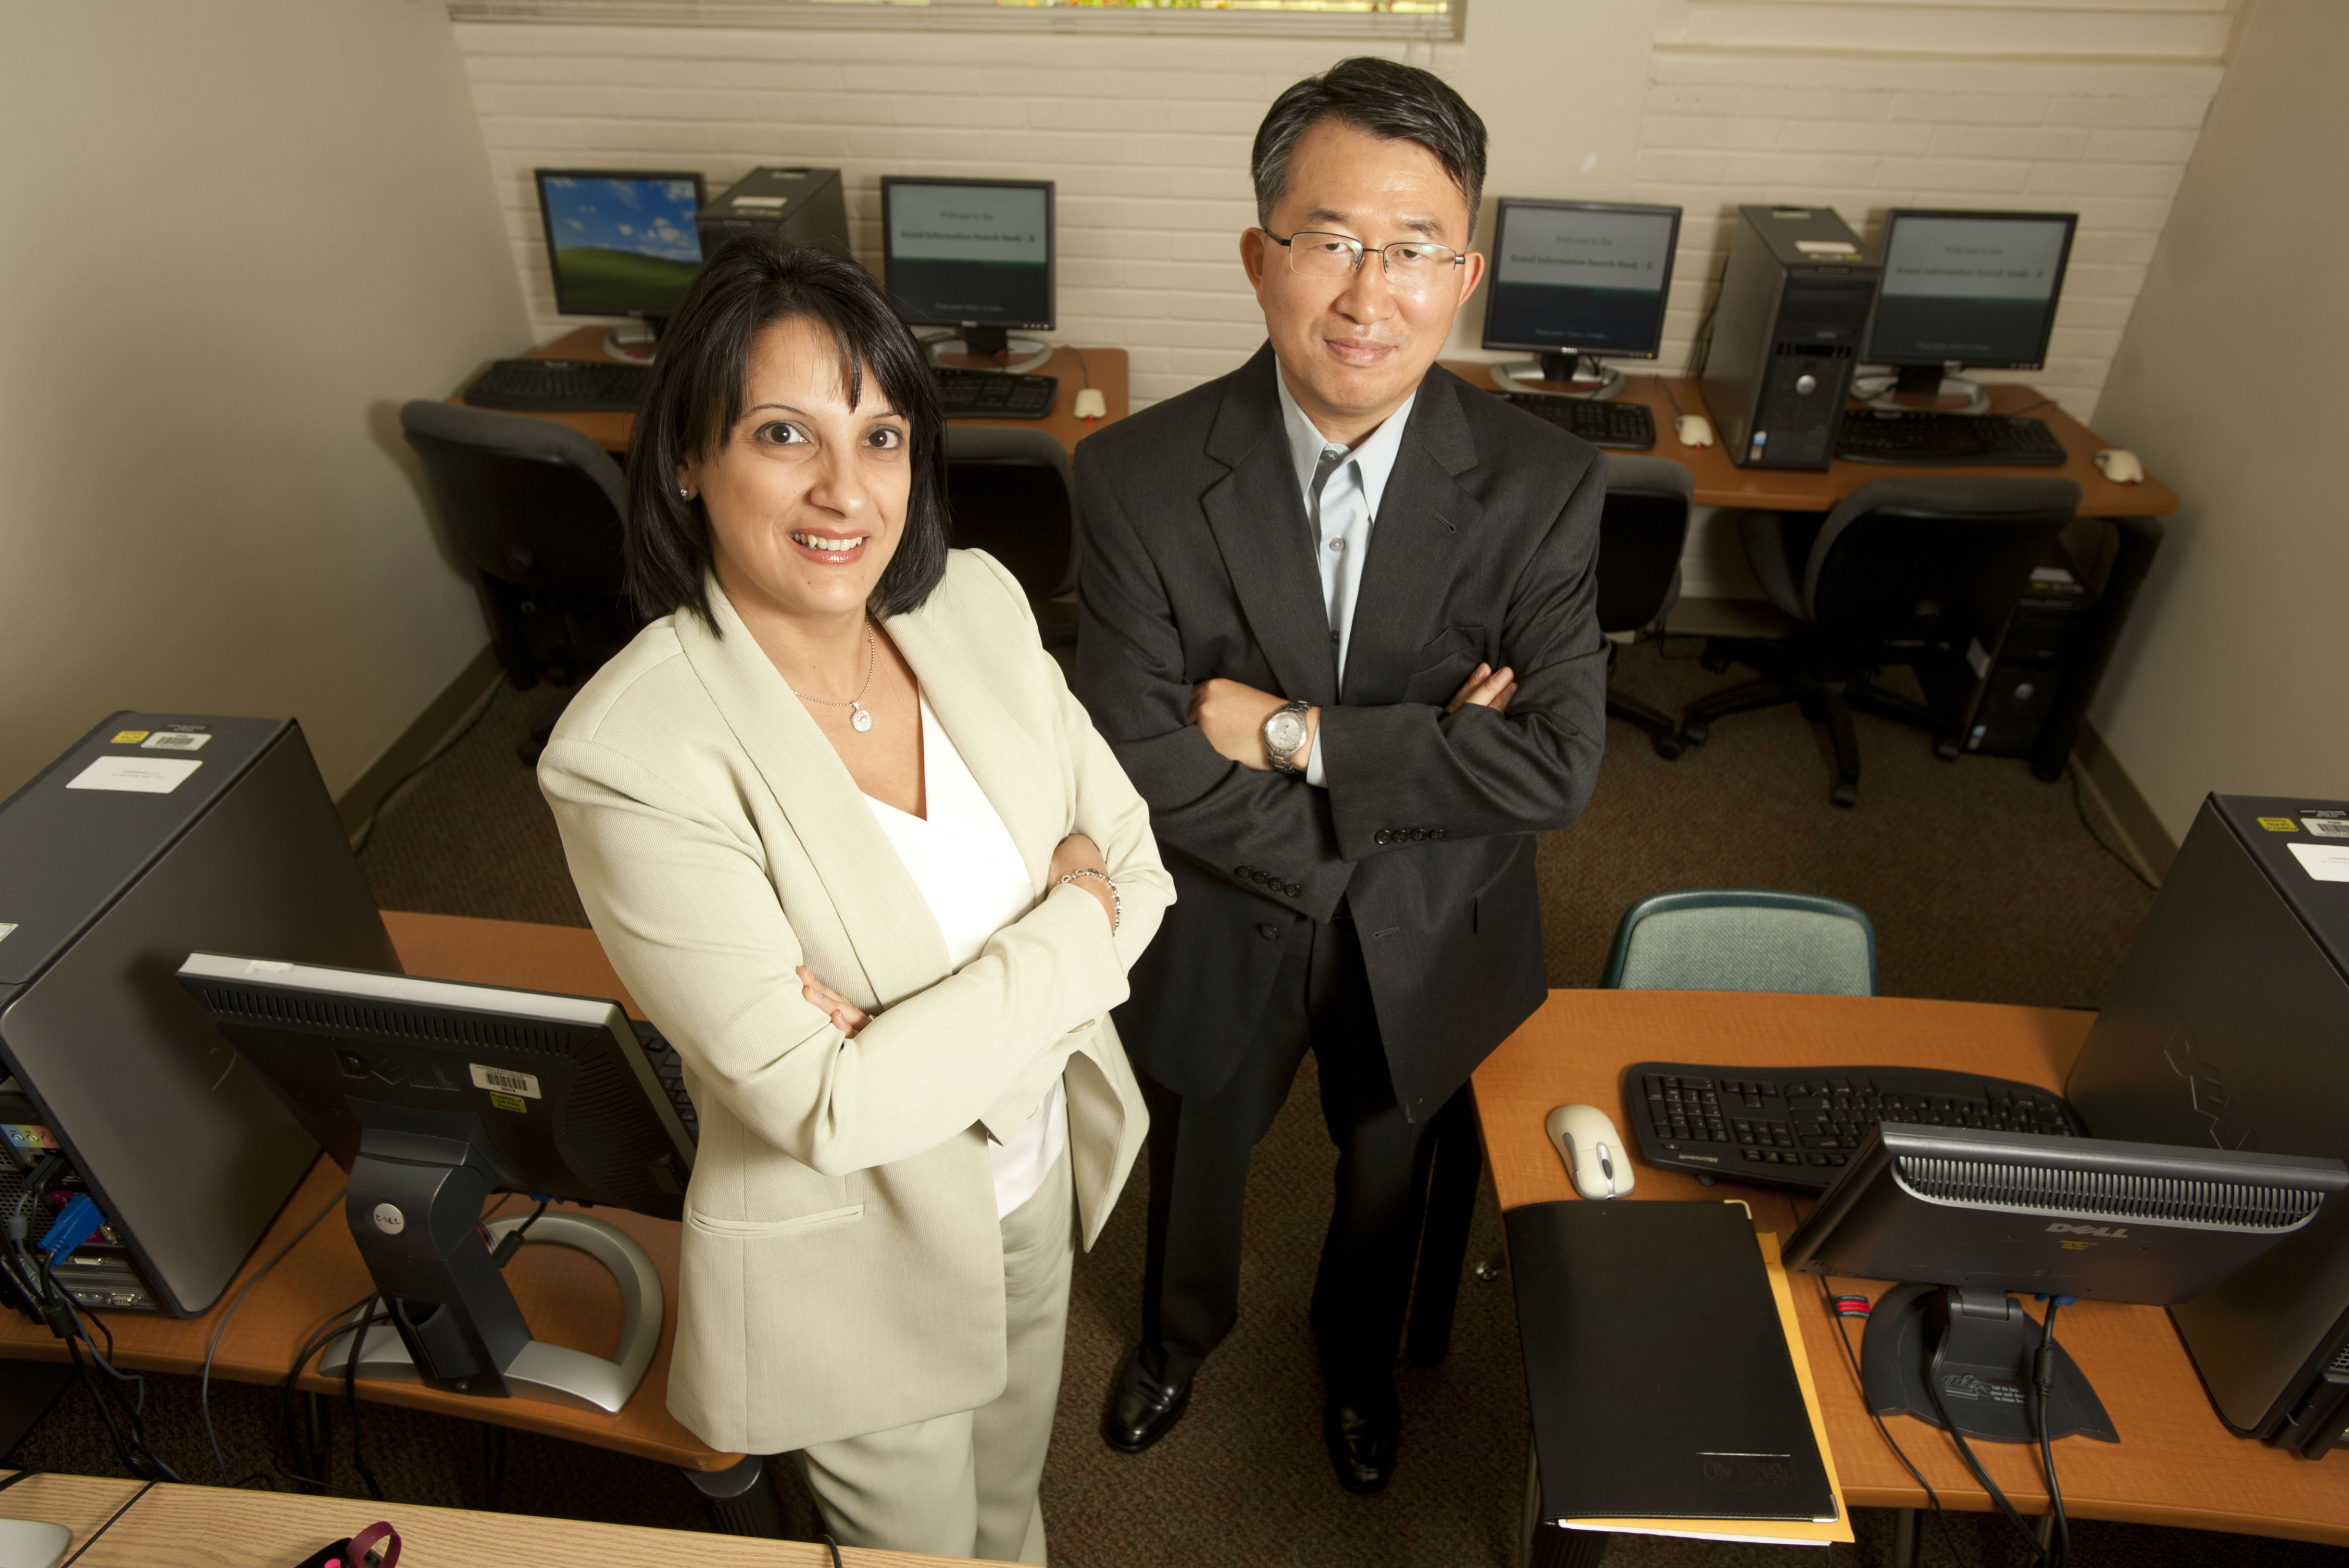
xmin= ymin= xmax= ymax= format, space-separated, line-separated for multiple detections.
xmin=863 ymin=696 xmax=1070 ymax=1219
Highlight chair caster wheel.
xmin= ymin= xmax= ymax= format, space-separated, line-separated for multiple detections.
xmin=1934 ymin=740 xmax=1961 ymax=761
xmin=1654 ymin=735 xmax=1685 ymax=761
xmin=1832 ymin=784 xmax=1858 ymax=809
xmin=1681 ymin=723 xmax=1708 ymax=748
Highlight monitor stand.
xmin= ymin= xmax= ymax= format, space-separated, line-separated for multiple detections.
xmin=319 ymin=1130 xmax=664 ymax=1414
xmin=1493 ymin=351 xmax=1623 ymax=401
xmin=928 ymin=328 xmax=1052 ymax=376
xmin=1860 ymin=1283 xmax=2117 ymax=1443
xmin=1852 ymin=362 xmax=1990 ymax=416
xmin=602 ymin=317 xmax=665 ymax=364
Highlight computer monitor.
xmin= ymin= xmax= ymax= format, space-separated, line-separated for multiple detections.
xmin=176 ymin=954 xmax=695 ymax=1409
xmin=880 ymin=177 xmax=1055 ymax=367
xmin=1862 ymin=208 xmax=2077 ymax=406
xmin=1785 ymin=1123 xmax=2344 ymax=1443
xmin=533 ymin=169 xmax=708 ymax=359
xmin=1481 ymin=199 xmax=1681 ymax=399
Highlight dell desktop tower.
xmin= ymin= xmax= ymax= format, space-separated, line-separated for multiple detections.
xmin=2067 ymin=795 xmax=2349 ymax=1452
xmin=1700 ymin=206 xmax=1878 ymax=470
xmin=0 ymin=715 xmax=397 ymax=1316
xmin=696 ymin=167 xmax=851 ymax=263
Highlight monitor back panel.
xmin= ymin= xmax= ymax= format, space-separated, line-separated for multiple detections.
xmin=2067 ymin=794 xmax=2349 ymax=1435
xmin=0 ymin=718 xmax=396 ymax=1315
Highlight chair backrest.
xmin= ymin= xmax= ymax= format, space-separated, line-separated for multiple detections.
xmin=1597 ymin=455 xmax=1694 ymax=635
xmin=1802 ymin=476 xmax=2079 ymax=644
xmin=399 ymin=400 xmax=630 ymax=597
xmin=943 ymin=425 xmax=1078 ymax=601
xmin=1603 ymin=889 xmax=1877 ymax=995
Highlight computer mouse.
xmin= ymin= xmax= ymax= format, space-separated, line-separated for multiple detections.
xmin=2094 ymin=447 xmax=2143 ymax=484
xmin=0 ymin=1517 xmax=71 ymax=1568
xmin=1072 ymin=388 xmax=1108 ymax=422
xmin=1674 ymin=415 xmax=1715 ymax=449
xmin=1546 ymin=1103 xmax=1634 ymax=1200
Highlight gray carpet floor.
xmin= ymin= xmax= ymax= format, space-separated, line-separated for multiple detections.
xmin=9 ymin=637 xmax=2339 ymax=1567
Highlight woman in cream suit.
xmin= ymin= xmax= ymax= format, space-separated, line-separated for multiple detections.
xmin=538 ymin=238 xmax=1169 ymax=1563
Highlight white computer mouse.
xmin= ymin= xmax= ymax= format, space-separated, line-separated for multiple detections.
xmin=0 ymin=1518 xmax=70 ymax=1568
xmin=1674 ymin=414 xmax=1715 ymax=449
xmin=1546 ymin=1103 xmax=1634 ymax=1200
xmin=2094 ymin=447 xmax=2143 ymax=484
xmin=1072 ymin=388 xmax=1108 ymax=422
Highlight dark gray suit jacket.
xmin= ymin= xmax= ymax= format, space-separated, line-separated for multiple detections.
xmin=1073 ymin=344 xmax=1607 ymax=1122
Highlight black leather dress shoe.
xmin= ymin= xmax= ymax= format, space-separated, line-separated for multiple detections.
xmin=1102 ymin=1346 xmax=1191 ymax=1453
xmin=1324 ymin=1392 xmax=1400 ymax=1493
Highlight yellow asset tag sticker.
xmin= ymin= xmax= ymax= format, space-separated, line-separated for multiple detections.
xmin=2258 ymin=817 xmax=2298 ymax=832
xmin=110 ymin=731 xmax=149 ymax=745
xmin=490 ymin=1092 xmax=527 ymax=1114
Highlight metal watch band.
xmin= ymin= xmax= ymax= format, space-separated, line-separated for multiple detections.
xmin=1264 ymin=698 xmax=1312 ymax=774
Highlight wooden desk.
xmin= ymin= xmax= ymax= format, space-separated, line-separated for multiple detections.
xmin=1471 ymin=990 xmax=2349 ymax=1547
xmin=485 ymin=327 xmax=1127 ymax=462
xmin=0 ymin=913 xmax=735 ymax=1476
xmin=0 ymin=1470 xmax=984 ymax=1567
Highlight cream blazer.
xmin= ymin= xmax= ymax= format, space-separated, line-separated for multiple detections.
xmin=538 ymin=551 xmax=1170 ymax=1456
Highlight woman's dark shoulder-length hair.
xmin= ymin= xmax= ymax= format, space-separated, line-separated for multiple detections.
xmin=624 ymin=235 xmax=950 ymax=631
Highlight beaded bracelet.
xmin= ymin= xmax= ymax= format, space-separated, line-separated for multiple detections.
xmin=1055 ymin=868 xmax=1121 ymax=934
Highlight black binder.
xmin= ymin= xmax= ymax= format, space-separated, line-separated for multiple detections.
xmin=1507 ymin=1199 xmax=1836 ymax=1524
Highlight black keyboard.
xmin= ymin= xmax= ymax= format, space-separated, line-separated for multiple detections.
xmin=1626 ymin=1061 xmax=2082 ymax=1190
xmin=632 ymin=1019 xmax=698 ymax=1145
xmin=934 ymin=368 xmax=1058 ymax=419
xmin=464 ymin=358 xmax=652 ymax=413
xmin=1836 ymin=409 xmax=2068 ymax=467
xmin=1497 ymin=392 xmax=1657 ymax=450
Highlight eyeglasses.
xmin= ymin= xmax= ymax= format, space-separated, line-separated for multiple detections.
xmin=1264 ymin=230 xmax=1466 ymax=292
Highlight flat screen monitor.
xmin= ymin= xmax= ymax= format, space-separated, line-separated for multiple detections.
xmin=1482 ymin=199 xmax=1681 ymax=392
xmin=881 ymin=177 xmax=1055 ymax=359
xmin=1866 ymin=209 xmax=2076 ymax=381
xmin=534 ymin=169 xmax=708 ymax=321
xmin=1784 ymin=1122 xmax=2343 ymax=1443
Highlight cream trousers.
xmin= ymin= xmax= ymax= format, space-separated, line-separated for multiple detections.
xmin=794 ymin=1150 xmax=1075 ymax=1563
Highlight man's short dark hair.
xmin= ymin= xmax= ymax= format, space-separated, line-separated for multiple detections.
xmin=625 ymin=235 xmax=950 ymax=631
xmin=1251 ymin=57 xmax=1488 ymax=233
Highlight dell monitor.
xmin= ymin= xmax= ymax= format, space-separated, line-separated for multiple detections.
xmin=881 ymin=177 xmax=1055 ymax=368
xmin=1785 ymin=1123 xmax=2344 ymax=1443
xmin=176 ymin=955 xmax=696 ymax=1411
xmin=1862 ymin=208 xmax=2077 ymax=408
xmin=534 ymin=169 xmax=708 ymax=361
xmin=1482 ymin=199 xmax=1681 ymax=399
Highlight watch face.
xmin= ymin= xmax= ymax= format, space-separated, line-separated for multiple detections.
xmin=1266 ymin=710 xmax=1306 ymax=752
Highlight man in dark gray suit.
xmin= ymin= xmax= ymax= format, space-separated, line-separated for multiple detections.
xmin=1074 ymin=57 xmax=1607 ymax=1493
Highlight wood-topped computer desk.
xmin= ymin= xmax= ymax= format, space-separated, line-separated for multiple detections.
xmin=1471 ymin=990 xmax=2349 ymax=1554
xmin=1445 ymin=365 xmax=2175 ymax=782
xmin=476 ymin=327 xmax=1127 ymax=460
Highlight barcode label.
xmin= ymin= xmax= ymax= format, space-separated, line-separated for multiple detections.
xmin=2308 ymin=819 xmax=2349 ymax=839
xmin=469 ymin=1064 xmax=541 ymax=1099
xmin=140 ymin=732 xmax=210 ymax=751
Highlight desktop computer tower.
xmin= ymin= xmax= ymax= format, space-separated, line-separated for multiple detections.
xmin=1917 ymin=543 xmax=2098 ymax=758
xmin=1700 ymin=206 xmax=1878 ymax=470
xmin=0 ymin=714 xmax=397 ymax=1316
xmin=696 ymin=167 xmax=850 ymax=263
xmin=2067 ymin=794 xmax=2349 ymax=1451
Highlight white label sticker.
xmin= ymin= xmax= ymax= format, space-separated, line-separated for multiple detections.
xmin=1795 ymin=240 xmax=1859 ymax=256
xmin=469 ymin=1064 xmax=542 ymax=1099
xmin=732 ymin=196 xmax=788 ymax=208
xmin=2288 ymin=843 xmax=2349 ymax=883
xmin=2304 ymin=819 xmax=2349 ymax=839
xmin=140 ymin=732 xmax=210 ymax=751
xmin=65 ymin=756 xmax=202 ymax=795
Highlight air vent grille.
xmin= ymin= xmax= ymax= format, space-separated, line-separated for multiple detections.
xmin=193 ymin=983 xmax=578 ymax=1059
xmin=1895 ymin=1155 xmax=2323 ymax=1232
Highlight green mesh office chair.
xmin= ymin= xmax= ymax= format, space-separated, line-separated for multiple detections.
xmin=1603 ymin=889 xmax=1877 ymax=995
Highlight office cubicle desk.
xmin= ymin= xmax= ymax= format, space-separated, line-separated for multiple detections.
xmin=467 ymin=327 xmax=1127 ymax=461
xmin=0 ymin=1470 xmax=988 ymax=1567
xmin=1471 ymin=990 xmax=2349 ymax=1549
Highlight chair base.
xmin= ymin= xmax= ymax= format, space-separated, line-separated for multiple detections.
xmin=1603 ymin=641 xmax=1687 ymax=760
xmin=1680 ymin=635 xmax=1960 ymax=806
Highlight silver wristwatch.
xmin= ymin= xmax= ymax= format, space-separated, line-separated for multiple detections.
xmin=1263 ymin=698 xmax=1313 ymax=774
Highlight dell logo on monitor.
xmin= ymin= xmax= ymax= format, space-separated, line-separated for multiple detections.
xmin=2048 ymin=1222 xmax=2129 ymax=1239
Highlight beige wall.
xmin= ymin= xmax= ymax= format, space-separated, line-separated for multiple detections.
xmin=2085 ymin=0 xmax=2349 ymax=842
xmin=0 ymin=2 xmax=526 ymax=801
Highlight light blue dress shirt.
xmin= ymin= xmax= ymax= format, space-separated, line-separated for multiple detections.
xmin=1273 ymin=373 xmax=1417 ymax=788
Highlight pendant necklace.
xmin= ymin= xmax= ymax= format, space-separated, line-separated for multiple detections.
xmin=793 ymin=619 xmax=878 ymax=732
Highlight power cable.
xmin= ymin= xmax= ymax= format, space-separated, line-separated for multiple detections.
xmin=201 ymin=1183 xmax=347 ymax=1486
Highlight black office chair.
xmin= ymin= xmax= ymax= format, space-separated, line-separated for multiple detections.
xmin=1598 ymin=455 xmax=1695 ymax=760
xmin=943 ymin=425 xmax=1080 ymax=648
xmin=399 ymin=400 xmax=642 ymax=760
xmin=1681 ymin=476 xmax=2081 ymax=807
